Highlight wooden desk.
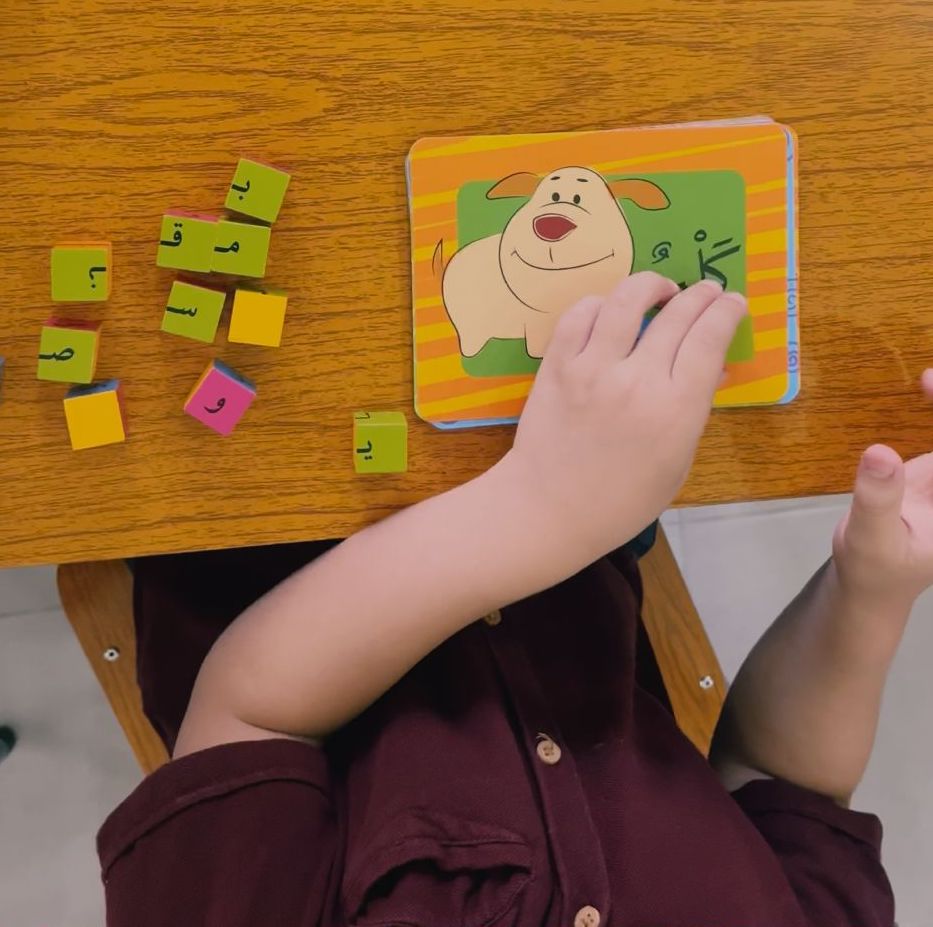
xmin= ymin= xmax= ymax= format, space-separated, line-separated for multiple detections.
xmin=3 ymin=0 xmax=933 ymax=567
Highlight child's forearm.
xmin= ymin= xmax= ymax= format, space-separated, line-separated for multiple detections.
xmin=710 ymin=559 xmax=912 ymax=804
xmin=173 ymin=275 xmax=745 ymax=757
xmin=175 ymin=454 xmax=592 ymax=755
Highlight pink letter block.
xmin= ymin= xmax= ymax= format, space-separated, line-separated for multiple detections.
xmin=184 ymin=360 xmax=256 ymax=436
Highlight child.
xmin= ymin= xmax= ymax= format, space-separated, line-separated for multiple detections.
xmin=99 ymin=273 xmax=913 ymax=926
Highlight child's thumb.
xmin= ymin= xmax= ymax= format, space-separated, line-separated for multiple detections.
xmin=848 ymin=444 xmax=905 ymax=540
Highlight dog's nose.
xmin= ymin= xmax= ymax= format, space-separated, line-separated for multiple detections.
xmin=533 ymin=214 xmax=577 ymax=241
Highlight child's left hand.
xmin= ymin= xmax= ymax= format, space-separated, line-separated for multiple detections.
xmin=833 ymin=369 xmax=933 ymax=609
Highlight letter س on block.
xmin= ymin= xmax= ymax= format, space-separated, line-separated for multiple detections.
xmin=161 ymin=280 xmax=227 ymax=344
xmin=63 ymin=379 xmax=126 ymax=450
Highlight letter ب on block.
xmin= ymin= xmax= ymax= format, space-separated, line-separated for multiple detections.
xmin=51 ymin=242 xmax=112 ymax=302
xmin=225 ymin=157 xmax=291 ymax=224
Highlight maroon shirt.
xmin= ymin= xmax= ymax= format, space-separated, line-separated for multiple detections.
xmin=99 ymin=542 xmax=894 ymax=926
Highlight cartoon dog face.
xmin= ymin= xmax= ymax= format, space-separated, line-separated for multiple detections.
xmin=489 ymin=167 xmax=669 ymax=314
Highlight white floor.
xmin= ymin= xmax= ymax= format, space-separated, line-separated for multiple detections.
xmin=662 ymin=498 xmax=933 ymax=926
xmin=0 ymin=501 xmax=930 ymax=925
xmin=0 ymin=567 xmax=140 ymax=927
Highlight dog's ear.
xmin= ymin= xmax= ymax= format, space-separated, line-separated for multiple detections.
xmin=608 ymin=178 xmax=670 ymax=210
xmin=486 ymin=172 xmax=540 ymax=200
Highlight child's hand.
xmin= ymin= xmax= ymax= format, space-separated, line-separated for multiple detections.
xmin=833 ymin=369 xmax=933 ymax=609
xmin=504 ymin=272 xmax=747 ymax=557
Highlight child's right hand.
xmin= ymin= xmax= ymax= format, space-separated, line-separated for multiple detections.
xmin=504 ymin=272 xmax=747 ymax=558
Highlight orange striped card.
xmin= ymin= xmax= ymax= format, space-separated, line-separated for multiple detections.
xmin=407 ymin=118 xmax=799 ymax=428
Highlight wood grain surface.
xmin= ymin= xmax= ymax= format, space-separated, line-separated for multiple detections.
xmin=4 ymin=0 xmax=933 ymax=566
xmin=640 ymin=526 xmax=725 ymax=756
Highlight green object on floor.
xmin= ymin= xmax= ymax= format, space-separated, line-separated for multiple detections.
xmin=626 ymin=521 xmax=659 ymax=560
xmin=0 ymin=725 xmax=16 ymax=763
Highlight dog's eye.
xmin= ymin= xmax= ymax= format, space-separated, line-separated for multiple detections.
xmin=551 ymin=192 xmax=560 ymax=202
xmin=573 ymin=194 xmax=581 ymax=205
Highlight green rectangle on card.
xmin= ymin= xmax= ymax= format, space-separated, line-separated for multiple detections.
xmin=455 ymin=170 xmax=752 ymax=376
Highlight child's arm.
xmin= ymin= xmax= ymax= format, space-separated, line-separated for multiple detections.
xmin=712 ymin=415 xmax=933 ymax=805
xmin=174 ymin=274 xmax=746 ymax=757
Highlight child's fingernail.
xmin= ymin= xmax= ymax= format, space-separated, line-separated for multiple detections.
xmin=863 ymin=457 xmax=895 ymax=478
xmin=724 ymin=291 xmax=748 ymax=306
xmin=699 ymin=279 xmax=723 ymax=291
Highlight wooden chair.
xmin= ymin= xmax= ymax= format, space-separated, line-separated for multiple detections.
xmin=57 ymin=526 xmax=724 ymax=776
xmin=58 ymin=559 xmax=170 ymax=773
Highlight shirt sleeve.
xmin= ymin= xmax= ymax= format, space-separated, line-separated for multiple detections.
xmin=98 ymin=739 xmax=335 ymax=927
xmin=731 ymin=779 xmax=895 ymax=927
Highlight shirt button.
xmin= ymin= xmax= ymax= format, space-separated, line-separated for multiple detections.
xmin=482 ymin=609 xmax=502 ymax=627
xmin=535 ymin=734 xmax=562 ymax=765
xmin=574 ymin=905 xmax=601 ymax=927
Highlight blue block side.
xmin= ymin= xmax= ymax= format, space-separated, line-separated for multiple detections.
xmin=65 ymin=379 xmax=120 ymax=399
xmin=212 ymin=359 xmax=256 ymax=393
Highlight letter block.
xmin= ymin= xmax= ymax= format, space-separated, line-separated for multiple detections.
xmin=161 ymin=280 xmax=226 ymax=344
xmin=228 ymin=287 xmax=288 ymax=347
xmin=225 ymin=157 xmax=291 ymax=224
xmin=353 ymin=411 xmax=408 ymax=474
xmin=64 ymin=380 xmax=126 ymax=450
xmin=37 ymin=318 xmax=101 ymax=384
xmin=211 ymin=219 xmax=271 ymax=278
xmin=156 ymin=211 xmax=219 ymax=272
xmin=51 ymin=242 xmax=112 ymax=301
xmin=184 ymin=359 xmax=256 ymax=436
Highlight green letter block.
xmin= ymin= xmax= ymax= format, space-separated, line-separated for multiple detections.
xmin=51 ymin=243 xmax=111 ymax=301
xmin=161 ymin=280 xmax=226 ymax=344
xmin=37 ymin=319 xmax=101 ymax=384
xmin=156 ymin=212 xmax=218 ymax=273
xmin=211 ymin=219 xmax=271 ymax=278
xmin=225 ymin=157 xmax=291 ymax=224
xmin=353 ymin=411 xmax=408 ymax=474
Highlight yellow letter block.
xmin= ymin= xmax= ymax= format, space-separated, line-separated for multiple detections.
xmin=64 ymin=380 xmax=126 ymax=450
xmin=228 ymin=287 xmax=288 ymax=347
